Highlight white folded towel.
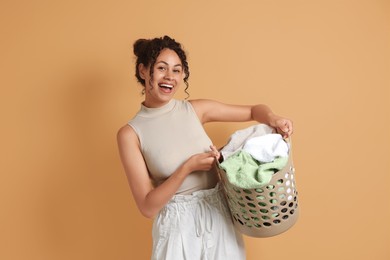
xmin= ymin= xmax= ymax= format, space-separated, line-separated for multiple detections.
xmin=221 ymin=124 xmax=275 ymax=159
xmin=243 ymin=133 xmax=289 ymax=163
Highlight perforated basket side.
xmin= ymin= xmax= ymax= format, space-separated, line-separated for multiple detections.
xmin=218 ymin=153 xmax=299 ymax=238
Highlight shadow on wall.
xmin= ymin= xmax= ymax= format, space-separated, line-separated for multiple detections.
xmin=40 ymin=61 xmax=152 ymax=259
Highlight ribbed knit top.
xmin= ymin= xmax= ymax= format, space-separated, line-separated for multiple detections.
xmin=128 ymin=99 xmax=218 ymax=195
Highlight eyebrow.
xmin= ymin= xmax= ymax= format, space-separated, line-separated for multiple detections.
xmin=156 ymin=61 xmax=182 ymax=67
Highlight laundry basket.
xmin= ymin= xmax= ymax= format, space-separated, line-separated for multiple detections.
xmin=217 ymin=139 xmax=299 ymax=238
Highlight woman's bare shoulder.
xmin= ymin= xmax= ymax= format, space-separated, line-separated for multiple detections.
xmin=117 ymin=124 xmax=138 ymax=144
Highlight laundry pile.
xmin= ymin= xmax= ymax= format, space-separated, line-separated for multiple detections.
xmin=219 ymin=124 xmax=289 ymax=189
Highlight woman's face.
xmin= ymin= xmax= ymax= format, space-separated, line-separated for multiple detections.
xmin=140 ymin=48 xmax=184 ymax=108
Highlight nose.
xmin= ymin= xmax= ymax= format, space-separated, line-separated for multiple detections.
xmin=164 ymin=70 xmax=173 ymax=80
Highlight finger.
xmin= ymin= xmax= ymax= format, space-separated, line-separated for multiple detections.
xmin=209 ymin=145 xmax=218 ymax=153
xmin=209 ymin=145 xmax=220 ymax=159
xmin=200 ymin=152 xmax=217 ymax=160
xmin=281 ymin=120 xmax=292 ymax=133
xmin=286 ymin=121 xmax=293 ymax=136
xmin=200 ymin=152 xmax=214 ymax=159
xmin=202 ymin=157 xmax=216 ymax=169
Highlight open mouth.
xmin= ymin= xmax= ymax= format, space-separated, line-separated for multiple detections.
xmin=159 ymin=83 xmax=174 ymax=92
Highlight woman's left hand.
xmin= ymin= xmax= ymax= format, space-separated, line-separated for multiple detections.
xmin=271 ymin=116 xmax=293 ymax=139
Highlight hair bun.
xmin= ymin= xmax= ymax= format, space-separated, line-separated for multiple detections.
xmin=133 ymin=39 xmax=150 ymax=57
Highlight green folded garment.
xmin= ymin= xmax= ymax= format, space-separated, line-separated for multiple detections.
xmin=219 ymin=150 xmax=288 ymax=189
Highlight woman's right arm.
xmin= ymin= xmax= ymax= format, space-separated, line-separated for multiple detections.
xmin=117 ymin=125 xmax=218 ymax=218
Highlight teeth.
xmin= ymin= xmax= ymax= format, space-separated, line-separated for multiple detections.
xmin=159 ymin=84 xmax=173 ymax=89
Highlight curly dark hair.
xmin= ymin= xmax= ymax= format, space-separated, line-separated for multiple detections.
xmin=133 ymin=35 xmax=190 ymax=98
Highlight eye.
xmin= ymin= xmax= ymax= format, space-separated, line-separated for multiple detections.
xmin=157 ymin=66 xmax=166 ymax=71
xmin=173 ymin=69 xmax=182 ymax=73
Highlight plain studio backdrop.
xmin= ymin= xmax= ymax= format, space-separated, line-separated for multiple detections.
xmin=1 ymin=0 xmax=389 ymax=259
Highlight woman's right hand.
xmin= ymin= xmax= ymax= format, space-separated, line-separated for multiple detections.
xmin=185 ymin=146 xmax=220 ymax=172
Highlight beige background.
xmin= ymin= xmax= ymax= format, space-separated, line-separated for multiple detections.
xmin=1 ymin=0 xmax=389 ymax=259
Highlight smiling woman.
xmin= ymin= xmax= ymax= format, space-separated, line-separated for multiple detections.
xmin=155 ymin=60 xmax=183 ymax=92
xmin=138 ymin=48 xmax=184 ymax=107
xmin=133 ymin=36 xmax=190 ymax=106
xmin=117 ymin=35 xmax=293 ymax=260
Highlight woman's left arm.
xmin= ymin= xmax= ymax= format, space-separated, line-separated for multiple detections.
xmin=190 ymin=99 xmax=293 ymax=138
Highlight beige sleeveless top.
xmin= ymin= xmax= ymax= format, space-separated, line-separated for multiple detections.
xmin=128 ymin=99 xmax=218 ymax=194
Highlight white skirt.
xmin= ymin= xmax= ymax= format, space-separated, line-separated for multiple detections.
xmin=151 ymin=183 xmax=246 ymax=260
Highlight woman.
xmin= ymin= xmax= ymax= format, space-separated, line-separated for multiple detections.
xmin=117 ymin=35 xmax=293 ymax=260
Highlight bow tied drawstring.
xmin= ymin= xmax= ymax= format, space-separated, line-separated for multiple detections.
xmin=194 ymin=198 xmax=215 ymax=260
xmin=195 ymin=198 xmax=213 ymax=236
